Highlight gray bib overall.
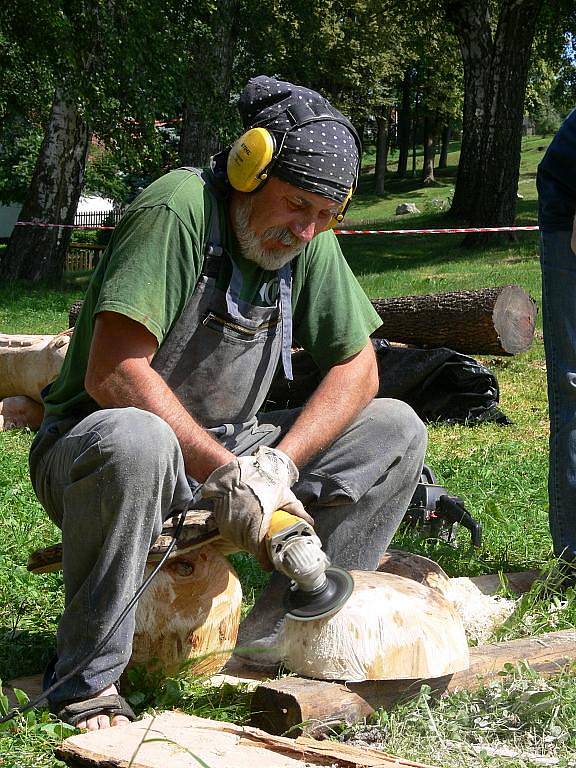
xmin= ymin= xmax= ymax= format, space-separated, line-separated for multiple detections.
xmin=151 ymin=169 xmax=293 ymax=436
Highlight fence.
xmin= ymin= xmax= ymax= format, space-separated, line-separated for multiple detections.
xmin=74 ymin=208 xmax=123 ymax=228
xmin=66 ymin=243 xmax=107 ymax=271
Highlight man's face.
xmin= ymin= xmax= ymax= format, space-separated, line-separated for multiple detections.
xmin=230 ymin=177 xmax=342 ymax=270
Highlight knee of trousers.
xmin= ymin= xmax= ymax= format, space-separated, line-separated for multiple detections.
xmin=361 ymin=398 xmax=427 ymax=458
xmin=295 ymin=399 xmax=427 ymax=510
xmin=97 ymin=407 xmax=183 ymax=479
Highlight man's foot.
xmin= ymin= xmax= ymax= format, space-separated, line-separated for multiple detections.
xmin=52 ymin=684 xmax=135 ymax=730
xmin=233 ymin=572 xmax=289 ymax=667
xmin=76 ymin=684 xmax=131 ymax=730
xmin=233 ymin=617 xmax=286 ymax=667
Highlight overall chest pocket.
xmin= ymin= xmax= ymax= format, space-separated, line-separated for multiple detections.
xmin=202 ymin=310 xmax=280 ymax=345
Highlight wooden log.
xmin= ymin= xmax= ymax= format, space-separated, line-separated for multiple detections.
xmin=370 ymin=285 xmax=537 ymax=355
xmin=282 ymin=571 xmax=469 ymax=681
xmin=0 ymin=331 xmax=71 ymax=401
xmin=0 ymin=395 xmax=44 ymax=430
xmin=251 ymin=629 xmax=576 ymax=737
xmin=130 ymin=543 xmax=242 ymax=677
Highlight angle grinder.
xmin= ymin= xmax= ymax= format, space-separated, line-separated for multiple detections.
xmin=266 ymin=509 xmax=354 ymax=621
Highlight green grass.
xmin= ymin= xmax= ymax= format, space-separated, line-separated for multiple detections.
xmin=2 ymin=134 xmax=574 ymax=767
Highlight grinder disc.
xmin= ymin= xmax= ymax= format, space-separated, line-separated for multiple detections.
xmin=285 ymin=566 xmax=354 ymax=621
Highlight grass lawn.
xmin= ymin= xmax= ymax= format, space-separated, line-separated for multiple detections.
xmin=1 ymin=135 xmax=575 ymax=767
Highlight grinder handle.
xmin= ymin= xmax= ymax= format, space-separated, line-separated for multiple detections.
xmin=266 ymin=509 xmax=308 ymax=539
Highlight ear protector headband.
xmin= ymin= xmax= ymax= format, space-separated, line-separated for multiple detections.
xmin=226 ymin=114 xmax=361 ymax=226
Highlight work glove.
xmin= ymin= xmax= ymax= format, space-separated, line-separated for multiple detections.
xmin=202 ymin=445 xmax=313 ymax=568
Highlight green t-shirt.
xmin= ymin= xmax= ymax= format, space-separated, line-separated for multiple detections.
xmin=44 ymin=169 xmax=381 ymax=419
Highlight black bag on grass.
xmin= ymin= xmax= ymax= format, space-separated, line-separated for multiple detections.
xmin=266 ymin=341 xmax=510 ymax=425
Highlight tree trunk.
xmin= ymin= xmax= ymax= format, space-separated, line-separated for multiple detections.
xmin=0 ymin=90 xmax=89 ymax=283
xmin=179 ymin=0 xmax=239 ymax=166
xmin=373 ymin=112 xmax=389 ymax=195
xmin=371 ymin=285 xmax=537 ymax=355
xmin=411 ymin=89 xmax=420 ymax=177
xmin=421 ymin=114 xmax=437 ymax=185
xmin=396 ymin=70 xmax=411 ymax=178
xmin=439 ymin=124 xmax=451 ymax=168
xmin=444 ymin=0 xmax=543 ymax=240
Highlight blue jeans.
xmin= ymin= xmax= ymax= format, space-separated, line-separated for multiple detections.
xmin=540 ymin=229 xmax=576 ymax=560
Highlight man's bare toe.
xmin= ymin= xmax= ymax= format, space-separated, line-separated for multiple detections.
xmin=73 ymin=684 xmax=131 ymax=730
xmin=111 ymin=715 xmax=131 ymax=727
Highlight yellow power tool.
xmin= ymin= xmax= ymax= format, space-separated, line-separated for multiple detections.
xmin=266 ymin=509 xmax=354 ymax=621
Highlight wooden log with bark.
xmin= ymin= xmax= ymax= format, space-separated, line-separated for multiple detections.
xmin=371 ymin=285 xmax=537 ymax=356
xmin=250 ymin=629 xmax=576 ymax=737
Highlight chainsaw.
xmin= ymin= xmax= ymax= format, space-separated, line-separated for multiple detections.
xmin=403 ymin=465 xmax=482 ymax=547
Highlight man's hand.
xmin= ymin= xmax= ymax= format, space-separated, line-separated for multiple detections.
xmin=202 ymin=446 xmax=313 ymax=568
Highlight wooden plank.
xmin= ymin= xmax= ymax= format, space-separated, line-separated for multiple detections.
xmin=56 ymin=711 xmax=439 ymax=768
xmin=27 ymin=510 xmax=239 ymax=574
xmin=250 ymin=629 xmax=576 ymax=736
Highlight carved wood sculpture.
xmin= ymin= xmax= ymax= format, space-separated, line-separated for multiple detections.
xmin=371 ymin=285 xmax=537 ymax=355
xmin=28 ymin=512 xmax=242 ymax=678
xmin=0 ymin=333 xmax=71 ymax=430
xmin=130 ymin=544 xmax=242 ymax=677
xmin=281 ymin=570 xmax=470 ymax=681
xmin=0 ymin=332 xmax=71 ymax=400
xmin=377 ymin=550 xmax=518 ymax=645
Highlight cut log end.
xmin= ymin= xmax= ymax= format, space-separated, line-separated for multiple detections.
xmin=493 ymin=284 xmax=537 ymax=355
xmin=0 ymin=396 xmax=44 ymax=431
xmin=371 ymin=284 xmax=537 ymax=356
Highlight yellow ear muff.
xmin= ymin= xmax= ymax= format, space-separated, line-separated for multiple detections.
xmin=227 ymin=127 xmax=276 ymax=193
xmin=329 ymin=186 xmax=353 ymax=229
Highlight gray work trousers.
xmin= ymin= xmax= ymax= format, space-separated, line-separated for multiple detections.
xmin=29 ymin=398 xmax=426 ymax=705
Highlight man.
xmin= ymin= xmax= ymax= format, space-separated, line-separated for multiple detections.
xmin=537 ymin=108 xmax=576 ymax=583
xmin=30 ymin=76 xmax=427 ymax=730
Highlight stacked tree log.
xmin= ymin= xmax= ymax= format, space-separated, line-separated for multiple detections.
xmin=371 ymin=285 xmax=537 ymax=356
xmin=67 ymin=285 xmax=536 ymax=356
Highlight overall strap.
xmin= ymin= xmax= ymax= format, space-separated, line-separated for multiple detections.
xmin=178 ymin=166 xmax=293 ymax=381
xmin=278 ymin=264 xmax=293 ymax=381
xmin=178 ymin=167 xmax=224 ymax=278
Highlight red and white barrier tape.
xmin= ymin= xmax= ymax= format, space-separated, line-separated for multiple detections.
xmin=14 ymin=222 xmax=116 ymax=230
xmin=333 ymin=225 xmax=539 ymax=235
xmin=13 ymin=221 xmax=540 ymax=235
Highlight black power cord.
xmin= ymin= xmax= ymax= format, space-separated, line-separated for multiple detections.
xmin=0 ymin=506 xmax=189 ymax=726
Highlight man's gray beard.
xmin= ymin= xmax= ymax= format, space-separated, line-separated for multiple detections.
xmin=231 ymin=196 xmax=304 ymax=270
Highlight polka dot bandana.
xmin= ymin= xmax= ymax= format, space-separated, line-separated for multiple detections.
xmin=237 ymin=75 xmax=360 ymax=204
